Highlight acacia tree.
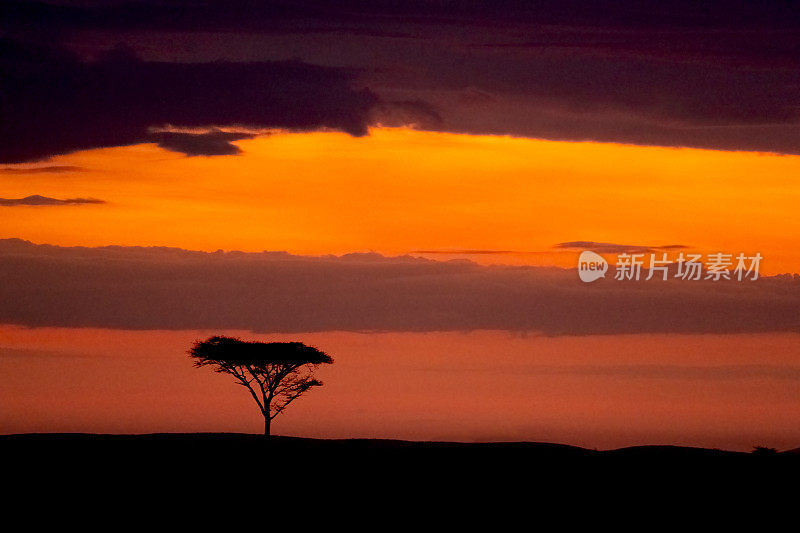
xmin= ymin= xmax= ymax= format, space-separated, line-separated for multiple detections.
xmin=189 ymin=336 xmax=333 ymax=436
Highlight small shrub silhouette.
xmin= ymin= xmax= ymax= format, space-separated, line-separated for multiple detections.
xmin=751 ymin=446 xmax=778 ymax=455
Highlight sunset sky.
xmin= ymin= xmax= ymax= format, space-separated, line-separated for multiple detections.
xmin=2 ymin=1 xmax=799 ymax=450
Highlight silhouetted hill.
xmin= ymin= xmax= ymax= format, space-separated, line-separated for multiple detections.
xmin=4 ymin=433 xmax=797 ymax=492
xmin=603 ymin=444 xmax=744 ymax=458
xmin=3 ymin=432 xmax=797 ymax=467
xmin=6 ymin=432 xmax=798 ymax=456
xmin=4 ymin=433 xmax=799 ymax=507
xmin=0 ymin=432 xmax=594 ymax=453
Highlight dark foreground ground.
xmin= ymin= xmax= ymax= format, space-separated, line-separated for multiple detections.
xmin=5 ymin=431 xmax=798 ymax=456
xmin=5 ymin=431 xmax=797 ymax=458
xmin=4 ymin=432 xmax=798 ymax=479
xmin=5 ymin=434 xmax=796 ymax=521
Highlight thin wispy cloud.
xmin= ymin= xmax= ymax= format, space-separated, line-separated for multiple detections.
xmin=555 ymin=241 xmax=689 ymax=254
xmin=0 ymin=195 xmax=104 ymax=206
xmin=0 ymin=166 xmax=85 ymax=174
xmin=152 ymin=129 xmax=257 ymax=157
xmin=411 ymin=249 xmax=517 ymax=255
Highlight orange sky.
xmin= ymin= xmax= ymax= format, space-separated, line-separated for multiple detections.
xmin=2 ymin=127 xmax=799 ymax=273
xmin=2 ymin=325 xmax=799 ymax=451
xmin=3 ymin=128 xmax=800 ymax=449
xmin=5 ymin=1 xmax=800 ymax=456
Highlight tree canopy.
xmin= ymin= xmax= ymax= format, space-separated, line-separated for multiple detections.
xmin=189 ymin=336 xmax=333 ymax=435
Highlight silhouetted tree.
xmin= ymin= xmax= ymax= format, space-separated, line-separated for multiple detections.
xmin=189 ymin=336 xmax=333 ymax=436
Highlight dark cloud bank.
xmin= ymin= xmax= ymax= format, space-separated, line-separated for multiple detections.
xmin=0 ymin=39 xmax=377 ymax=162
xmin=1 ymin=239 xmax=798 ymax=335
xmin=2 ymin=1 xmax=800 ymax=162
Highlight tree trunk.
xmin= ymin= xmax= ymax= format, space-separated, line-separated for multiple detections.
xmin=264 ymin=415 xmax=271 ymax=437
